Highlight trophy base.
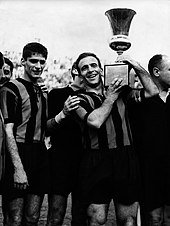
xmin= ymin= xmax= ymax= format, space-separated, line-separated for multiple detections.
xmin=104 ymin=63 xmax=129 ymax=87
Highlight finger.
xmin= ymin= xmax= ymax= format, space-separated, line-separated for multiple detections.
xmin=14 ymin=182 xmax=28 ymax=190
xmin=69 ymin=100 xmax=80 ymax=106
xmin=68 ymin=97 xmax=80 ymax=104
xmin=71 ymin=105 xmax=79 ymax=110
xmin=70 ymin=95 xmax=78 ymax=99
xmin=69 ymin=103 xmax=80 ymax=109
xmin=69 ymin=96 xmax=79 ymax=102
xmin=22 ymin=183 xmax=28 ymax=190
xmin=14 ymin=183 xmax=23 ymax=190
xmin=111 ymin=78 xmax=122 ymax=86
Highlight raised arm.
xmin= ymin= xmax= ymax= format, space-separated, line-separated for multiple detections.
xmin=76 ymin=78 xmax=123 ymax=128
xmin=117 ymin=55 xmax=159 ymax=98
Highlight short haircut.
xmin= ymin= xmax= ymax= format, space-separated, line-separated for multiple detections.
xmin=22 ymin=42 xmax=48 ymax=60
xmin=71 ymin=61 xmax=79 ymax=79
xmin=148 ymin=54 xmax=164 ymax=76
xmin=0 ymin=52 xmax=4 ymax=69
xmin=4 ymin=57 xmax=14 ymax=74
xmin=75 ymin=52 xmax=102 ymax=74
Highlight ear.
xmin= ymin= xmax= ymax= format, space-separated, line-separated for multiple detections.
xmin=21 ymin=58 xmax=26 ymax=67
xmin=99 ymin=68 xmax=103 ymax=74
xmin=153 ymin=67 xmax=160 ymax=77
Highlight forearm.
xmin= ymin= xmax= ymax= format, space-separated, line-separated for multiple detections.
xmin=117 ymin=55 xmax=159 ymax=97
xmin=133 ymin=62 xmax=159 ymax=97
xmin=87 ymin=97 xmax=114 ymax=128
xmin=5 ymin=124 xmax=24 ymax=170
xmin=46 ymin=110 xmax=66 ymax=133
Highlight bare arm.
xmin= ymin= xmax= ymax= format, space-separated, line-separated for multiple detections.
xmin=76 ymin=78 xmax=123 ymax=128
xmin=5 ymin=123 xmax=28 ymax=189
xmin=117 ymin=55 xmax=159 ymax=98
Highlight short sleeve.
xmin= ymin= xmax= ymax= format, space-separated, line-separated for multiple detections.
xmin=0 ymin=87 xmax=18 ymax=124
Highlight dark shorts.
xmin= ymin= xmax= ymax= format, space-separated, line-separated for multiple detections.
xmin=77 ymin=146 xmax=140 ymax=205
xmin=138 ymin=152 xmax=170 ymax=211
xmin=1 ymin=142 xmax=50 ymax=198
xmin=48 ymin=146 xmax=81 ymax=196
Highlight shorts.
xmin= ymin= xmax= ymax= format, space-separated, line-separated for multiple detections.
xmin=48 ymin=146 xmax=81 ymax=196
xmin=77 ymin=146 xmax=140 ymax=205
xmin=138 ymin=152 xmax=170 ymax=211
xmin=1 ymin=142 xmax=50 ymax=198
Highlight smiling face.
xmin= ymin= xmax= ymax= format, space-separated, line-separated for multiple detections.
xmin=0 ymin=63 xmax=12 ymax=85
xmin=78 ymin=56 xmax=102 ymax=88
xmin=21 ymin=53 xmax=46 ymax=83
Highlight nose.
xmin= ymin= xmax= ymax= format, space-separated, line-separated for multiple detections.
xmin=35 ymin=61 xmax=41 ymax=69
xmin=88 ymin=65 xmax=94 ymax=72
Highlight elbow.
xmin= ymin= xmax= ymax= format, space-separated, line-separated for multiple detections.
xmin=87 ymin=119 xmax=102 ymax=129
xmin=150 ymin=87 xmax=159 ymax=97
xmin=154 ymin=87 xmax=159 ymax=96
xmin=146 ymin=86 xmax=159 ymax=98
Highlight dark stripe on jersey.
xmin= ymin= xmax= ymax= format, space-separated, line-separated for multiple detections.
xmin=4 ymin=82 xmax=22 ymax=127
xmin=78 ymin=94 xmax=94 ymax=112
xmin=79 ymin=92 xmax=109 ymax=150
xmin=78 ymin=94 xmax=94 ymax=149
xmin=97 ymin=124 xmax=109 ymax=150
xmin=83 ymin=113 xmax=91 ymax=149
xmin=91 ymin=94 xmax=109 ymax=150
xmin=111 ymin=101 xmax=124 ymax=148
xmin=40 ymin=91 xmax=47 ymax=140
xmin=125 ymin=106 xmax=133 ymax=147
xmin=17 ymin=78 xmax=38 ymax=143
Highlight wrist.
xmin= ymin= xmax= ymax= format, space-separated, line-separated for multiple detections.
xmin=55 ymin=110 xmax=66 ymax=124
xmin=105 ymin=95 xmax=117 ymax=104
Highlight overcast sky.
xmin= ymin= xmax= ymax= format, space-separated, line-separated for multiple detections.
xmin=0 ymin=0 xmax=170 ymax=68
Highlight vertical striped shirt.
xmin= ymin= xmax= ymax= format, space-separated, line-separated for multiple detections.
xmin=76 ymin=88 xmax=136 ymax=150
xmin=0 ymin=78 xmax=47 ymax=143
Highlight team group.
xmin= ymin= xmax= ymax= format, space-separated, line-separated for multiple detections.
xmin=0 ymin=42 xmax=170 ymax=226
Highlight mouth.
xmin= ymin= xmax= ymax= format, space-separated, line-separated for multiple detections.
xmin=87 ymin=73 xmax=98 ymax=79
xmin=33 ymin=71 xmax=42 ymax=76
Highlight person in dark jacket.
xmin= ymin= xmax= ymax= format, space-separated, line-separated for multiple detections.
xmin=46 ymin=62 xmax=84 ymax=226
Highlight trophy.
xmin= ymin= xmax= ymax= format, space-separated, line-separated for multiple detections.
xmin=104 ymin=8 xmax=136 ymax=87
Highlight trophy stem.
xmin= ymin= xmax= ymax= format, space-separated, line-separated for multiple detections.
xmin=117 ymin=50 xmax=123 ymax=55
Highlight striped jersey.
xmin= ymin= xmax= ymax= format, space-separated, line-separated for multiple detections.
xmin=0 ymin=78 xmax=47 ymax=143
xmin=75 ymin=87 xmax=141 ymax=150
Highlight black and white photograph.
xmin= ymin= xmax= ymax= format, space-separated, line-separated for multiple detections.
xmin=0 ymin=0 xmax=170 ymax=225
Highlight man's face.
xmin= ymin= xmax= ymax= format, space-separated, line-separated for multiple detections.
xmin=158 ymin=56 xmax=170 ymax=88
xmin=0 ymin=63 xmax=12 ymax=84
xmin=0 ymin=63 xmax=11 ymax=85
xmin=22 ymin=53 xmax=46 ymax=82
xmin=78 ymin=56 xmax=102 ymax=88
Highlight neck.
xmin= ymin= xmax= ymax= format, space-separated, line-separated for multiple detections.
xmin=70 ymin=83 xmax=81 ymax=91
xmin=154 ymin=79 xmax=169 ymax=93
xmin=85 ymin=82 xmax=103 ymax=95
xmin=22 ymin=71 xmax=38 ymax=85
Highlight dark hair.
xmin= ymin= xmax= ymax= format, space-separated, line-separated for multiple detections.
xmin=4 ymin=57 xmax=14 ymax=74
xmin=71 ymin=61 xmax=79 ymax=79
xmin=0 ymin=52 xmax=4 ymax=69
xmin=148 ymin=54 xmax=164 ymax=76
xmin=75 ymin=52 xmax=102 ymax=74
xmin=22 ymin=42 xmax=48 ymax=60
